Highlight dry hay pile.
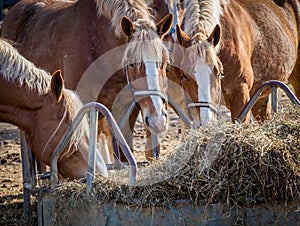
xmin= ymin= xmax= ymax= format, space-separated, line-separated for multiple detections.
xmin=55 ymin=106 xmax=299 ymax=216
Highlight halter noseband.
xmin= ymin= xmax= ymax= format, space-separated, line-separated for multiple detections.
xmin=125 ymin=64 xmax=168 ymax=103
xmin=181 ymin=74 xmax=221 ymax=124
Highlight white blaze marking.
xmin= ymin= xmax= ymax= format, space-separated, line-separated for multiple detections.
xmin=194 ymin=59 xmax=213 ymax=125
xmin=144 ymin=61 xmax=164 ymax=117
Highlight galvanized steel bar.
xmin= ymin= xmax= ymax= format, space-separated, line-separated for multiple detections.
xmin=118 ymin=100 xmax=137 ymax=129
xmin=86 ymin=107 xmax=98 ymax=194
xmin=167 ymin=95 xmax=194 ymax=129
xmin=50 ymin=102 xmax=137 ymax=189
xmin=151 ymin=134 xmax=159 ymax=159
xmin=271 ymin=85 xmax=278 ymax=113
xmin=20 ymin=130 xmax=36 ymax=223
xmin=238 ymin=80 xmax=300 ymax=122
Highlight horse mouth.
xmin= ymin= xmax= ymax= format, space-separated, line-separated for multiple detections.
xmin=145 ymin=115 xmax=168 ymax=135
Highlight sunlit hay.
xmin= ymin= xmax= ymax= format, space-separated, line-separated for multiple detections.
xmin=55 ymin=105 xmax=299 ymax=213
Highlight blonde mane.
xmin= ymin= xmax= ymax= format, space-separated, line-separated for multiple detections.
xmin=183 ymin=0 xmax=228 ymax=38
xmin=0 ymin=39 xmax=90 ymax=160
xmin=96 ymin=0 xmax=155 ymax=37
xmin=0 ymin=39 xmax=51 ymax=94
xmin=122 ymin=29 xmax=169 ymax=67
xmin=95 ymin=0 xmax=170 ymax=68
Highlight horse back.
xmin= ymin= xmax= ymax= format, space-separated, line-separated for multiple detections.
xmin=1 ymin=0 xmax=73 ymax=42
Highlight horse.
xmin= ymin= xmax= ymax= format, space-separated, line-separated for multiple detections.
xmin=173 ymin=0 xmax=300 ymax=124
xmin=1 ymin=0 xmax=174 ymax=161
xmin=148 ymin=0 xmax=205 ymax=130
xmin=0 ymin=39 xmax=107 ymax=179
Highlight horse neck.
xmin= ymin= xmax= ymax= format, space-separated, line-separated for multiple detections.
xmin=0 ymin=78 xmax=65 ymax=162
xmin=0 ymin=79 xmax=49 ymax=130
xmin=183 ymin=0 xmax=223 ymax=38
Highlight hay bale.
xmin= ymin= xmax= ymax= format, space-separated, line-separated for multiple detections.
xmin=55 ymin=106 xmax=299 ymax=212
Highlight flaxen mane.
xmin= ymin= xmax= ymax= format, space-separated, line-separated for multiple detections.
xmin=96 ymin=0 xmax=169 ymax=66
xmin=180 ymin=0 xmax=226 ymax=75
xmin=96 ymin=0 xmax=155 ymax=37
xmin=0 ymin=39 xmax=50 ymax=94
xmin=183 ymin=0 xmax=228 ymax=38
xmin=122 ymin=30 xmax=169 ymax=67
xmin=0 ymin=39 xmax=89 ymax=159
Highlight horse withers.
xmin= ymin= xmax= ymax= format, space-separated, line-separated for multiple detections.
xmin=0 ymin=39 xmax=107 ymax=179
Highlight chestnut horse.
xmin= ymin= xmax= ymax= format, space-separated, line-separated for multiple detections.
xmin=174 ymin=0 xmax=300 ymax=124
xmin=149 ymin=0 xmax=206 ymax=128
xmin=1 ymin=0 xmax=174 ymax=161
xmin=0 ymin=39 xmax=107 ymax=179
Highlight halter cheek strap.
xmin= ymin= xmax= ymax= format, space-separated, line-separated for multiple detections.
xmin=181 ymin=76 xmax=221 ymax=124
xmin=125 ymin=64 xmax=168 ymax=103
xmin=169 ymin=1 xmax=179 ymax=41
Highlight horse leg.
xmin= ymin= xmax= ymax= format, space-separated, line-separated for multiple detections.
xmin=223 ymin=82 xmax=252 ymax=123
xmin=97 ymin=117 xmax=114 ymax=163
xmin=145 ymin=128 xmax=160 ymax=161
xmin=251 ymin=95 xmax=272 ymax=121
xmin=289 ymin=49 xmax=300 ymax=99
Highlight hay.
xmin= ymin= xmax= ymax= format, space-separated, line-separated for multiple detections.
xmin=55 ymin=105 xmax=300 ymax=212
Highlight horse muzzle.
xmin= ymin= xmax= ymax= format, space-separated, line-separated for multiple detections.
xmin=144 ymin=112 xmax=168 ymax=134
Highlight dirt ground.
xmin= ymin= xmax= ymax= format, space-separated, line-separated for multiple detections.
xmin=0 ymin=123 xmax=32 ymax=225
xmin=0 ymin=90 xmax=293 ymax=225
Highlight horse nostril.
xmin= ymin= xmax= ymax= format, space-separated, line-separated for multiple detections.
xmin=145 ymin=116 xmax=150 ymax=127
xmin=163 ymin=111 xmax=168 ymax=121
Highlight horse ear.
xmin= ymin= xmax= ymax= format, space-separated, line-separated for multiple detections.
xmin=176 ymin=24 xmax=191 ymax=47
xmin=51 ymin=70 xmax=64 ymax=102
xmin=156 ymin=13 xmax=174 ymax=37
xmin=207 ymin=24 xmax=221 ymax=47
xmin=121 ymin=16 xmax=135 ymax=37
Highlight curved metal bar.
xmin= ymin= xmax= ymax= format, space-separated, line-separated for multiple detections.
xmin=86 ymin=108 xmax=98 ymax=194
xmin=167 ymin=95 xmax=195 ymax=129
xmin=188 ymin=102 xmax=219 ymax=116
xmin=237 ymin=80 xmax=300 ymax=122
xmin=50 ymin=102 xmax=137 ymax=189
xmin=151 ymin=133 xmax=159 ymax=159
xmin=118 ymin=100 xmax=137 ymax=129
xmin=133 ymin=90 xmax=167 ymax=100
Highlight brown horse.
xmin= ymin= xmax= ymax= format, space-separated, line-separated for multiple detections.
xmin=0 ymin=39 xmax=107 ymax=179
xmin=172 ymin=0 xmax=300 ymax=124
xmin=149 ymin=0 xmax=205 ymax=128
xmin=1 ymin=0 xmax=174 ymax=161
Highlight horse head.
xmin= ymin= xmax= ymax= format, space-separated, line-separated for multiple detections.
xmin=175 ymin=24 xmax=223 ymax=126
xmin=120 ymin=13 xmax=174 ymax=134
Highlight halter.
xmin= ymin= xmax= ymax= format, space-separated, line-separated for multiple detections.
xmin=169 ymin=0 xmax=179 ymax=41
xmin=125 ymin=64 xmax=168 ymax=103
xmin=181 ymin=73 xmax=221 ymax=125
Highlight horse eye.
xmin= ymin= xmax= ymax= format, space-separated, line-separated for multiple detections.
xmin=166 ymin=67 xmax=171 ymax=73
xmin=129 ymin=63 xmax=134 ymax=68
xmin=181 ymin=73 xmax=188 ymax=81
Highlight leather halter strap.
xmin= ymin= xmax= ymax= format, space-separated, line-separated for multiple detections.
xmin=125 ymin=64 xmax=168 ymax=102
